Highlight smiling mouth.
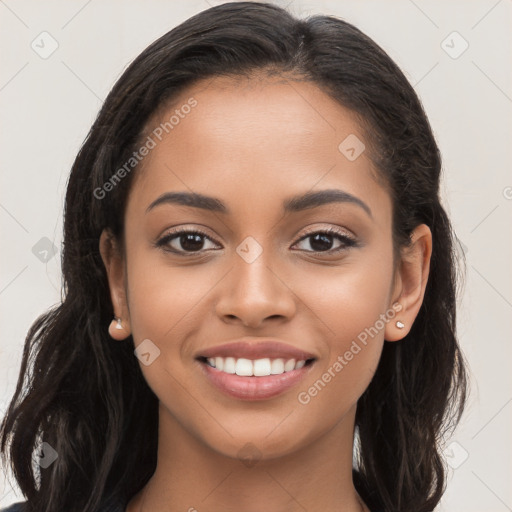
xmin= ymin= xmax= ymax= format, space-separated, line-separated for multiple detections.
xmin=197 ymin=356 xmax=316 ymax=377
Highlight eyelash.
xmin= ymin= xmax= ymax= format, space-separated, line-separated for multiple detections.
xmin=154 ymin=226 xmax=359 ymax=256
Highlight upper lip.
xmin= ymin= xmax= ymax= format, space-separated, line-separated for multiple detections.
xmin=196 ymin=338 xmax=317 ymax=361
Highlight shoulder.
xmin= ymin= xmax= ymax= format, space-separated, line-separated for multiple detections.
xmin=0 ymin=498 xmax=124 ymax=512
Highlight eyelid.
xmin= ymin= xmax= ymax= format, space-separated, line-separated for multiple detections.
xmin=296 ymin=224 xmax=356 ymax=242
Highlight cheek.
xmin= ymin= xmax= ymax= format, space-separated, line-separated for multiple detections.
xmin=125 ymin=250 xmax=216 ymax=342
xmin=292 ymin=250 xmax=393 ymax=406
xmin=297 ymin=246 xmax=394 ymax=345
xmin=123 ymin=252 xmax=214 ymax=414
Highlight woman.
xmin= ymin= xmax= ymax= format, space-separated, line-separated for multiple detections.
xmin=0 ymin=2 xmax=468 ymax=511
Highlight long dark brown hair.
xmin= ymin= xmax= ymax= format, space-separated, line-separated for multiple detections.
xmin=1 ymin=3 xmax=468 ymax=511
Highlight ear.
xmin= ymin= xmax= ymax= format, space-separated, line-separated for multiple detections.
xmin=385 ymin=223 xmax=432 ymax=342
xmin=99 ymin=228 xmax=132 ymax=340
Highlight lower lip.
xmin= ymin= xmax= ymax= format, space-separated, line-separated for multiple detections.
xmin=198 ymin=360 xmax=315 ymax=401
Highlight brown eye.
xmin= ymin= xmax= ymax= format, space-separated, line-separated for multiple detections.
xmin=293 ymin=228 xmax=357 ymax=254
xmin=156 ymin=229 xmax=219 ymax=255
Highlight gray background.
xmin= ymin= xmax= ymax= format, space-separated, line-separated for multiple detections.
xmin=1 ymin=0 xmax=511 ymax=510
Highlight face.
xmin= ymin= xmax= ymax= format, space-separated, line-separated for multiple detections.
xmin=101 ymin=74 xmax=415 ymax=461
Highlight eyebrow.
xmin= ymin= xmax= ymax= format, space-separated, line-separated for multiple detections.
xmin=146 ymin=189 xmax=372 ymax=219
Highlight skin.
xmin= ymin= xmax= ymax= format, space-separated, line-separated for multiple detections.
xmin=100 ymin=74 xmax=432 ymax=512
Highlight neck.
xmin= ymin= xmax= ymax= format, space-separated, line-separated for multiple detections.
xmin=127 ymin=402 xmax=369 ymax=512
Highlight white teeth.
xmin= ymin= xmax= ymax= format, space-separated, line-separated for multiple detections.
xmin=205 ymin=356 xmax=311 ymax=376
xmin=223 ymin=357 xmax=236 ymax=374
xmin=284 ymin=359 xmax=296 ymax=372
xmin=253 ymin=358 xmax=271 ymax=376
xmin=235 ymin=358 xmax=253 ymax=376
xmin=270 ymin=358 xmax=285 ymax=374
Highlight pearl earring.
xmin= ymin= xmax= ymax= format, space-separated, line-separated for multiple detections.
xmin=115 ymin=317 xmax=123 ymax=330
xmin=396 ymin=320 xmax=405 ymax=329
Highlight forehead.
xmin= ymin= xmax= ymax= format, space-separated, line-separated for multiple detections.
xmin=144 ymin=74 xmax=365 ymax=162
xmin=126 ymin=75 xmax=391 ymax=226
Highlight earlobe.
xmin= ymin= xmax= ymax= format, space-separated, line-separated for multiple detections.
xmin=384 ymin=302 xmax=407 ymax=342
xmin=99 ymin=229 xmax=132 ymax=340
xmin=108 ymin=316 xmax=130 ymax=341
xmin=384 ymin=224 xmax=432 ymax=342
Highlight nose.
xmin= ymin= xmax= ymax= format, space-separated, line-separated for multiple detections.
xmin=215 ymin=250 xmax=297 ymax=329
